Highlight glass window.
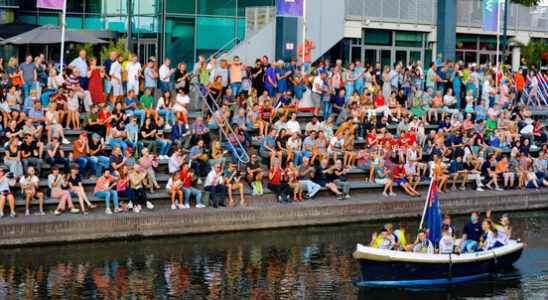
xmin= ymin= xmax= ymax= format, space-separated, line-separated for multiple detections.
xmin=196 ymin=16 xmax=236 ymax=55
xmin=38 ymin=15 xmax=59 ymax=26
xmin=66 ymin=16 xmax=84 ymax=29
xmin=479 ymin=35 xmax=496 ymax=51
xmin=84 ymin=17 xmax=105 ymax=30
xmin=85 ymin=0 xmax=102 ymax=14
xmin=424 ymin=49 xmax=433 ymax=64
xmin=167 ymin=0 xmax=195 ymax=14
xmin=456 ymin=34 xmax=477 ymax=50
xmin=237 ymin=0 xmax=274 ymax=16
xmin=395 ymin=32 xmax=423 ymax=48
xmin=198 ymin=0 xmax=236 ymax=16
xmin=363 ymin=30 xmax=392 ymax=46
xmin=133 ymin=0 xmax=158 ymax=15
xmin=166 ymin=17 xmax=195 ymax=64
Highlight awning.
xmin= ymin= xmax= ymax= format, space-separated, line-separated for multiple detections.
xmin=0 ymin=24 xmax=108 ymax=45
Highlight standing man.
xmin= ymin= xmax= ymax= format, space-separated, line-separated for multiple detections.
xmin=20 ymin=55 xmax=37 ymax=99
xmin=70 ymin=49 xmax=89 ymax=90
xmin=159 ymin=58 xmax=175 ymax=93
xmin=109 ymin=54 xmax=123 ymax=103
xmin=125 ymin=53 xmax=142 ymax=96
xmin=103 ymin=51 xmax=117 ymax=101
xmin=229 ymin=56 xmax=243 ymax=97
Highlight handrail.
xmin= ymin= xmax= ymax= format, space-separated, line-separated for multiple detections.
xmin=208 ymin=37 xmax=240 ymax=61
xmin=191 ymin=83 xmax=250 ymax=165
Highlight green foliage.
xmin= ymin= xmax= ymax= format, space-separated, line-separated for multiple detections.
xmin=99 ymin=39 xmax=129 ymax=63
xmin=521 ymin=41 xmax=548 ymax=67
xmin=510 ymin=0 xmax=541 ymax=6
xmin=66 ymin=43 xmax=94 ymax=62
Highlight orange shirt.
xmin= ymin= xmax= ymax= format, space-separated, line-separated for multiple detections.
xmin=496 ymin=160 xmax=508 ymax=173
xmin=515 ymin=73 xmax=525 ymax=92
xmin=72 ymin=139 xmax=87 ymax=160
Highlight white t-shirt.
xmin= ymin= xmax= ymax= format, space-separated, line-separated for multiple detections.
xmin=312 ymin=76 xmax=324 ymax=94
xmin=19 ymin=175 xmax=39 ymax=192
xmin=159 ymin=64 xmax=171 ymax=82
xmin=109 ymin=61 xmax=122 ymax=81
xmin=126 ymin=62 xmax=142 ymax=84
xmin=438 ymin=235 xmax=455 ymax=254
xmin=286 ymin=120 xmax=301 ymax=134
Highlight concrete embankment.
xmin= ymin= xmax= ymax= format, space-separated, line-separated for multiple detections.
xmin=0 ymin=189 xmax=546 ymax=247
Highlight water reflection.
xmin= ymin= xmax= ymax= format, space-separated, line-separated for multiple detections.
xmin=0 ymin=211 xmax=547 ymax=299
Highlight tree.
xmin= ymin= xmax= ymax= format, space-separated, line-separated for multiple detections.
xmin=99 ymin=39 xmax=129 ymax=63
xmin=521 ymin=41 xmax=548 ymax=67
xmin=510 ymin=0 xmax=541 ymax=6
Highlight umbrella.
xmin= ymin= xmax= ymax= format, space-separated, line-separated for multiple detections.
xmin=0 ymin=24 xmax=107 ymax=45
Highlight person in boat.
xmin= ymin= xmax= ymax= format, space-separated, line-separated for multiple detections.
xmin=370 ymin=223 xmax=399 ymax=250
xmin=480 ymin=220 xmax=506 ymax=251
xmin=442 ymin=214 xmax=456 ymax=238
xmin=486 ymin=210 xmax=512 ymax=241
xmin=412 ymin=229 xmax=434 ymax=254
xmin=460 ymin=211 xmax=484 ymax=253
xmin=438 ymin=225 xmax=455 ymax=254
xmin=393 ymin=223 xmax=409 ymax=251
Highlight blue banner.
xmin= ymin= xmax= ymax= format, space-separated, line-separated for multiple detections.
xmin=276 ymin=0 xmax=304 ymax=17
xmin=425 ymin=180 xmax=442 ymax=247
xmin=482 ymin=0 xmax=499 ymax=32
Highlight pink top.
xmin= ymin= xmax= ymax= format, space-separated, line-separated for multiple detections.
xmin=94 ymin=176 xmax=112 ymax=193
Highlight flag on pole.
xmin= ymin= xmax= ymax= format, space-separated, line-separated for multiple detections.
xmin=425 ymin=180 xmax=442 ymax=247
xmin=277 ymin=0 xmax=304 ymax=17
xmin=482 ymin=0 xmax=499 ymax=32
xmin=37 ymin=0 xmax=64 ymax=10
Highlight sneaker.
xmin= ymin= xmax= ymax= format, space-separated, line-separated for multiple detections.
xmin=54 ymin=209 xmax=62 ymax=216
xmin=184 ymin=204 xmax=190 ymax=209
xmin=25 ymin=209 xmax=30 ymax=216
xmin=171 ymin=204 xmax=177 ymax=210
xmin=62 ymin=137 xmax=70 ymax=144
xmin=389 ymin=192 xmax=396 ymax=196
xmin=128 ymin=201 xmax=134 ymax=209
xmin=476 ymin=187 xmax=484 ymax=192
xmin=38 ymin=210 xmax=46 ymax=216
xmin=344 ymin=194 xmax=351 ymax=199
xmin=196 ymin=204 xmax=206 ymax=208
xmin=382 ymin=192 xmax=389 ymax=197
xmin=178 ymin=203 xmax=185 ymax=209
xmin=0 ymin=211 xmax=4 ymax=218
xmin=134 ymin=205 xmax=141 ymax=213
xmin=105 ymin=208 xmax=113 ymax=215
xmin=197 ymin=178 xmax=203 ymax=185
xmin=146 ymin=201 xmax=154 ymax=209
xmin=70 ymin=208 xmax=80 ymax=213
xmin=10 ymin=211 xmax=16 ymax=218
xmin=495 ymin=187 xmax=504 ymax=191
xmin=459 ymin=186 xmax=466 ymax=191
xmin=114 ymin=208 xmax=122 ymax=213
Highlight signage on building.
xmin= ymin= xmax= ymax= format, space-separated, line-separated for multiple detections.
xmin=482 ymin=0 xmax=499 ymax=32
xmin=276 ymin=0 xmax=304 ymax=17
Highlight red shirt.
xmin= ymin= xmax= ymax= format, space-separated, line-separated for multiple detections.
xmin=179 ymin=169 xmax=192 ymax=188
xmin=270 ymin=168 xmax=282 ymax=184
xmin=392 ymin=165 xmax=406 ymax=179
xmin=374 ymin=95 xmax=385 ymax=107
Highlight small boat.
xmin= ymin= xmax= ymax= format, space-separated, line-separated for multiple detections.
xmin=353 ymin=240 xmax=524 ymax=287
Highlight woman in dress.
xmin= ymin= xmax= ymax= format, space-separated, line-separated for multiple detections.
xmin=88 ymin=57 xmax=105 ymax=105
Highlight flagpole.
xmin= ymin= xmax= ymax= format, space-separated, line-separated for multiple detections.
xmin=59 ymin=0 xmax=67 ymax=75
xmin=418 ymin=177 xmax=434 ymax=230
xmin=301 ymin=0 xmax=306 ymax=73
xmin=495 ymin=0 xmax=501 ymax=88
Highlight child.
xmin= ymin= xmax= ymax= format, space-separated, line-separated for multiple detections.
xmin=166 ymin=173 xmax=183 ymax=210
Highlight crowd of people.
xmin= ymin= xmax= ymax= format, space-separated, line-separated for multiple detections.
xmin=369 ymin=210 xmax=511 ymax=254
xmin=0 ymin=47 xmax=547 ymax=217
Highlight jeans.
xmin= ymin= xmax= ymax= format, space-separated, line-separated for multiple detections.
xmin=109 ymin=138 xmax=128 ymax=153
xmin=345 ymin=83 xmax=354 ymax=101
xmin=334 ymin=179 xmax=350 ymax=194
xmin=461 ymin=240 xmax=479 ymax=253
xmin=127 ymin=109 xmax=146 ymax=126
xmin=300 ymin=180 xmax=322 ymax=198
xmin=205 ymin=185 xmax=226 ymax=208
xmin=47 ymin=157 xmax=70 ymax=173
xmin=322 ymin=99 xmax=332 ymax=121
xmin=158 ymin=109 xmax=175 ymax=125
xmin=183 ymin=187 xmax=202 ymax=206
xmin=95 ymin=190 xmax=119 ymax=209
xmin=160 ymin=81 xmax=171 ymax=93
xmin=22 ymin=157 xmax=43 ymax=175
xmin=89 ymin=155 xmax=111 ymax=176
xmin=23 ymin=81 xmax=35 ymax=99
xmin=155 ymin=140 xmax=171 ymax=156
xmin=74 ymin=156 xmax=97 ymax=176
xmin=227 ymin=143 xmax=244 ymax=164
xmin=230 ymin=82 xmax=242 ymax=97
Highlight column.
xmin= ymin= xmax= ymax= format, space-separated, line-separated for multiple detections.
xmin=436 ymin=0 xmax=457 ymax=61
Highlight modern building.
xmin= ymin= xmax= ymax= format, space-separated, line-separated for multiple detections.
xmin=0 ymin=0 xmax=547 ymax=69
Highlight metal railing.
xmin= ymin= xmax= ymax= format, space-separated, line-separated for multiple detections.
xmin=191 ymin=83 xmax=250 ymax=165
xmin=207 ymin=37 xmax=241 ymax=61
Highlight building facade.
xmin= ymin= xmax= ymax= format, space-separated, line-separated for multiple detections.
xmin=1 ymin=0 xmax=547 ymax=68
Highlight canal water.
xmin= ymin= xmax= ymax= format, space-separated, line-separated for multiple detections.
xmin=0 ymin=211 xmax=547 ymax=300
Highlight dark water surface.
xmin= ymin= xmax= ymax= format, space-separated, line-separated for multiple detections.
xmin=0 ymin=211 xmax=547 ymax=300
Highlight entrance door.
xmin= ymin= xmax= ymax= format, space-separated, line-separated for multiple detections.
xmin=363 ymin=49 xmax=376 ymax=66
xmin=380 ymin=50 xmax=391 ymax=69
xmin=137 ymin=38 xmax=158 ymax=63
xmin=410 ymin=51 xmax=421 ymax=64
xmin=395 ymin=50 xmax=407 ymax=66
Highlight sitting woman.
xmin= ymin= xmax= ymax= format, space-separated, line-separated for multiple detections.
xmin=48 ymin=166 xmax=79 ymax=215
xmin=67 ymin=165 xmax=95 ymax=215
xmin=287 ymin=161 xmax=304 ymax=202
xmin=138 ymin=148 xmax=160 ymax=193
xmin=166 ymin=172 xmax=184 ymax=210
xmin=94 ymin=169 xmax=120 ymax=214
xmin=481 ymin=220 xmax=506 ymax=251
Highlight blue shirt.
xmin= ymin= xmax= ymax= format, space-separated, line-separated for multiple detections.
xmin=264 ymin=67 xmax=277 ymax=89
xmin=70 ymin=57 xmax=88 ymax=78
